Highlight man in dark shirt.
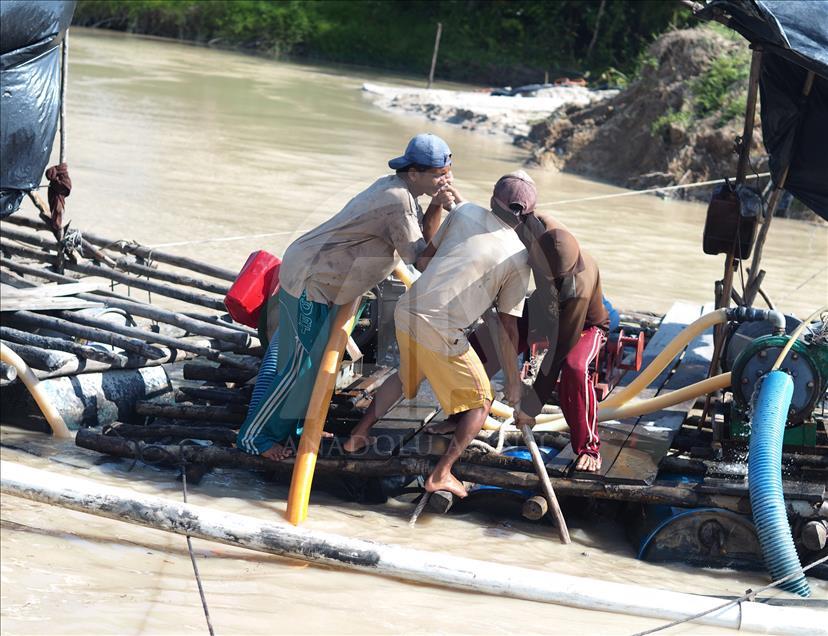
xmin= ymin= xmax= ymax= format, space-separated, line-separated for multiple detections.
xmin=470 ymin=171 xmax=610 ymax=472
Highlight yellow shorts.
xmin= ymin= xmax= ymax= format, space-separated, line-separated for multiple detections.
xmin=396 ymin=330 xmax=493 ymax=415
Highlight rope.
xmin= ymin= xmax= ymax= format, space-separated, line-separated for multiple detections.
xmin=630 ymin=554 xmax=828 ymax=636
xmin=99 ymin=429 xmax=216 ymax=635
xmin=535 ymin=172 xmax=770 ymax=209
xmin=180 ymin=450 xmax=216 ymax=636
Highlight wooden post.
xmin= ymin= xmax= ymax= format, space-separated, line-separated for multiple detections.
xmin=427 ymin=22 xmax=443 ymax=89
xmin=744 ymin=70 xmax=816 ymax=306
xmin=59 ymin=31 xmax=68 ymax=164
xmin=699 ymin=47 xmax=762 ymax=430
xmin=519 ymin=422 xmax=571 ymax=543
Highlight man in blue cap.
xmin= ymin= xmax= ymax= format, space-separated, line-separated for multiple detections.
xmin=238 ymin=133 xmax=458 ymax=461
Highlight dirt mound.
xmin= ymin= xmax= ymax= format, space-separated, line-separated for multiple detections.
xmin=521 ymin=27 xmax=763 ymax=199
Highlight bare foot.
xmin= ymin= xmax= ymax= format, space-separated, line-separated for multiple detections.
xmin=342 ymin=434 xmax=376 ymax=453
xmin=425 ymin=421 xmax=457 ymax=435
xmin=424 ymin=472 xmax=468 ymax=498
xmin=261 ymin=444 xmax=294 ymax=461
xmin=573 ymin=453 xmax=602 ymax=473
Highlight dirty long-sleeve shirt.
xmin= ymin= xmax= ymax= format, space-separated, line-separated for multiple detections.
xmin=517 ymin=213 xmax=610 ymax=417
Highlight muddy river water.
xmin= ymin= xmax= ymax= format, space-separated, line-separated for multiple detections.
xmin=1 ymin=29 xmax=826 ymax=635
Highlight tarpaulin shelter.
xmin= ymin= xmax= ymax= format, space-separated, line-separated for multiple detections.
xmin=699 ymin=0 xmax=828 ymax=221
xmin=0 ymin=0 xmax=76 ymax=218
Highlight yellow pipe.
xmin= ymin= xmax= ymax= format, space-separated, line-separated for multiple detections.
xmin=285 ymin=297 xmax=361 ymax=525
xmin=772 ymin=305 xmax=827 ymax=371
xmin=598 ymin=372 xmax=731 ymax=422
xmin=601 ymin=309 xmax=728 ymax=408
xmin=0 ymin=343 xmax=71 ymax=439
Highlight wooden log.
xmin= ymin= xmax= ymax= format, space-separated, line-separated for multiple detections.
xmin=0 ymin=240 xmax=226 ymax=310
xmin=2 ymin=215 xmax=238 ymax=282
xmin=21 ymin=347 xmax=191 ymax=382
xmin=134 ymin=401 xmax=246 ymax=423
xmin=0 ymin=340 xmax=76 ymax=371
xmin=112 ymin=256 xmax=230 ymax=295
xmin=70 ymin=432 xmax=824 ymax=516
xmin=182 ymin=311 xmax=259 ymax=338
xmin=183 ymin=362 xmax=257 ymax=383
xmin=522 ymin=495 xmax=548 ymax=521
xmin=9 ymin=310 xmax=166 ymax=360
xmin=1 ymin=257 xmax=250 ymax=346
xmin=175 ymin=386 xmax=250 ymax=405
xmin=7 ymin=461 xmax=818 ymax=634
xmin=103 ymin=423 xmax=237 ymax=444
xmin=55 ymin=309 xmax=254 ymax=370
xmin=0 ymin=325 xmax=127 ymax=365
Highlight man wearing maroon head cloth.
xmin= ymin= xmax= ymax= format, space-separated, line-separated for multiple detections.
xmin=470 ymin=171 xmax=610 ymax=473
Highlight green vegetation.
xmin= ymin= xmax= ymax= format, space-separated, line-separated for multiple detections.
xmin=691 ymin=51 xmax=751 ymax=125
xmin=651 ymin=43 xmax=750 ymax=136
xmin=73 ymin=0 xmax=693 ymax=85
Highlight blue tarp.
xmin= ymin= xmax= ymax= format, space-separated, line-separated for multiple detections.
xmin=0 ymin=0 xmax=76 ymax=217
xmin=699 ymin=0 xmax=828 ymax=220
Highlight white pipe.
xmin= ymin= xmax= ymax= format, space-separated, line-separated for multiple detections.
xmin=1 ymin=461 xmax=822 ymax=635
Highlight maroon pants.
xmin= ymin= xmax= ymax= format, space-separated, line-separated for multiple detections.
xmin=560 ymin=326 xmax=606 ymax=458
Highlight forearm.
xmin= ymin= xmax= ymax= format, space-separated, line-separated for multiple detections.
xmin=422 ymin=202 xmax=443 ymax=244
xmin=495 ymin=313 xmax=521 ymax=401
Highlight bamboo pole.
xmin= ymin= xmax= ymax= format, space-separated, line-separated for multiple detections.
xmin=0 ymin=240 xmax=225 ymax=310
xmin=4 ymin=461 xmax=821 ymax=635
xmin=1 ymin=215 xmax=238 ymax=282
xmin=9 ymin=310 xmax=166 ymax=360
xmin=286 ymin=297 xmax=361 ymax=525
xmin=54 ymin=309 xmax=253 ymax=369
xmin=518 ymin=422 xmax=570 ymax=544
xmin=0 ymin=256 xmax=248 ymax=346
xmin=0 ymin=326 xmax=127 ymax=365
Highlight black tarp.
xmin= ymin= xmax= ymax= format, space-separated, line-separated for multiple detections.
xmin=0 ymin=0 xmax=76 ymax=217
xmin=699 ymin=0 xmax=828 ymax=220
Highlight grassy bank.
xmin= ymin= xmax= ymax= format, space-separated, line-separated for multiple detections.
xmin=73 ymin=0 xmax=693 ymax=86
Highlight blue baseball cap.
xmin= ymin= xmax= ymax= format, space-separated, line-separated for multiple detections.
xmin=388 ymin=133 xmax=452 ymax=170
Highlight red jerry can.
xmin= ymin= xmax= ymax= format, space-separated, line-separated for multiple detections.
xmin=224 ymin=251 xmax=281 ymax=327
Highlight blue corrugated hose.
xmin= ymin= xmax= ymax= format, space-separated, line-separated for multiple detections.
xmin=748 ymin=370 xmax=811 ymax=597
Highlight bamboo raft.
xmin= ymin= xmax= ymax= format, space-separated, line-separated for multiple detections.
xmin=1 ymin=212 xmax=826 ymax=574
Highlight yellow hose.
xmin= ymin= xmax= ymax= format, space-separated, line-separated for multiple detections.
xmin=601 ymin=309 xmax=728 ymax=408
xmin=0 ymin=343 xmax=71 ymax=439
xmin=285 ymin=297 xmax=361 ymax=525
xmin=772 ymin=305 xmax=827 ymax=371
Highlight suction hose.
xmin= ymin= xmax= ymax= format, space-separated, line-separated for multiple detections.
xmin=0 ymin=343 xmax=71 ymax=439
xmin=748 ymin=370 xmax=810 ymax=597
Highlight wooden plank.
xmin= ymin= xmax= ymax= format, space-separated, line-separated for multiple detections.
xmin=546 ymin=419 xmax=634 ymax=479
xmin=0 ymin=297 xmax=102 ymax=312
xmin=604 ymin=303 xmax=715 ymax=485
xmin=2 ymin=281 xmax=100 ymax=298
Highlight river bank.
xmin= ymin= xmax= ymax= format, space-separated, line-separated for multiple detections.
xmin=362 ymin=82 xmax=618 ymax=139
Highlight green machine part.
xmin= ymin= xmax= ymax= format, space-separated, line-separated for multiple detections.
xmin=729 ymin=334 xmax=827 ymax=446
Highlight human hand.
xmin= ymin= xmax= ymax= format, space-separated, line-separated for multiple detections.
xmin=445 ymin=184 xmax=464 ymax=207
xmin=431 ymin=184 xmax=456 ymax=211
xmin=514 ymin=408 xmax=536 ymax=429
